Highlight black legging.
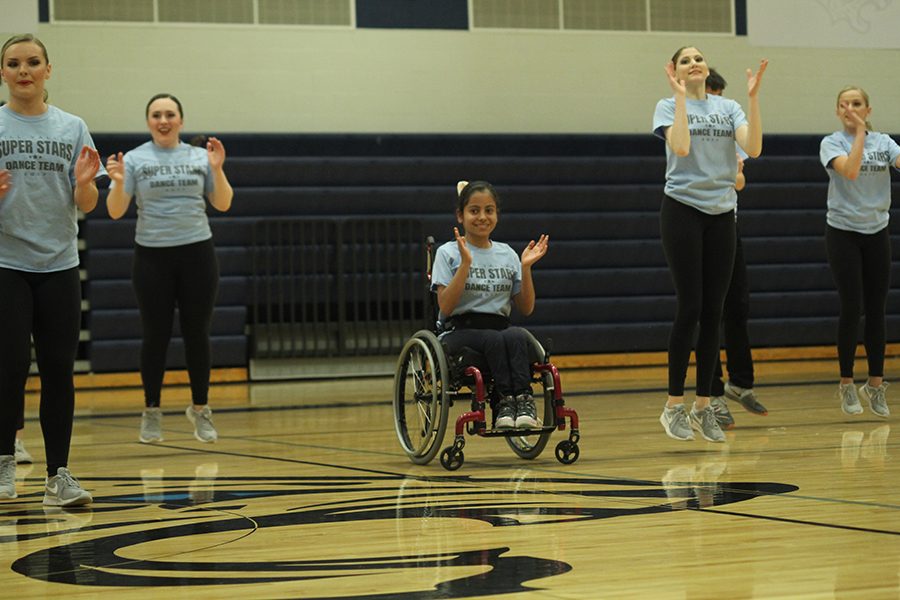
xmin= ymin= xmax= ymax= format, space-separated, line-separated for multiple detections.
xmin=441 ymin=327 xmax=532 ymax=397
xmin=0 ymin=266 xmax=81 ymax=476
xmin=132 ymin=239 xmax=219 ymax=407
xmin=660 ymin=196 xmax=736 ymax=397
xmin=825 ymin=225 xmax=891 ymax=379
xmin=711 ymin=230 xmax=754 ymax=395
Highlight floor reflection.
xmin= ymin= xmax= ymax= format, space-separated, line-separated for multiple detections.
xmin=841 ymin=424 xmax=890 ymax=468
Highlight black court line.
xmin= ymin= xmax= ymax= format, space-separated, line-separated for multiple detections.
xmin=102 ymin=440 xmax=900 ymax=538
xmin=700 ymin=506 xmax=900 ymax=536
xmin=73 ymin=403 xmax=900 ymax=510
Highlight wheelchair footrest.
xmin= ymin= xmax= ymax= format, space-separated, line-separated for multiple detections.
xmin=479 ymin=425 xmax=557 ymax=437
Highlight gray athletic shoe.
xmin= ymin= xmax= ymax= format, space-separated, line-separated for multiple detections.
xmin=710 ymin=396 xmax=735 ymax=430
xmin=724 ymin=382 xmax=768 ymax=416
xmin=514 ymin=393 xmax=539 ymax=428
xmin=690 ymin=406 xmax=726 ymax=442
xmin=495 ymin=396 xmax=516 ymax=429
xmin=139 ymin=407 xmax=164 ymax=443
xmin=859 ymin=382 xmax=890 ymax=418
xmin=43 ymin=467 xmax=92 ymax=507
xmin=14 ymin=438 xmax=33 ymax=464
xmin=186 ymin=406 xmax=218 ymax=442
xmin=0 ymin=455 xmax=16 ymax=499
xmin=660 ymin=404 xmax=694 ymax=441
xmin=839 ymin=383 xmax=863 ymax=415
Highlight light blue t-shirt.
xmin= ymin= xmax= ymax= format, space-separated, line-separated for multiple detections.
xmin=0 ymin=105 xmax=104 ymax=272
xmin=118 ymin=141 xmax=214 ymax=247
xmin=652 ymin=94 xmax=749 ymax=215
xmin=431 ymin=240 xmax=523 ymax=324
xmin=820 ymin=131 xmax=900 ymax=234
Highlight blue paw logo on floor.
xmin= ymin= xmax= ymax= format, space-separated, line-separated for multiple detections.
xmin=1 ymin=473 xmax=797 ymax=596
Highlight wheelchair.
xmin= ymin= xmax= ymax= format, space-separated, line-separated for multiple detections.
xmin=392 ymin=239 xmax=581 ymax=471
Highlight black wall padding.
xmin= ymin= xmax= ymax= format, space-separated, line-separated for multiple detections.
xmin=82 ymin=133 xmax=900 ymax=369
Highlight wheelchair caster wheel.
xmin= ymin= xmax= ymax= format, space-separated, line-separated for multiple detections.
xmin=555 ymin=440 xmax=579 ymax=464
xmin=440 ymin=447 xmax=465 ymax=471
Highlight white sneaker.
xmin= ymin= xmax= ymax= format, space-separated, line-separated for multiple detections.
xmin=660 ymin=404 xmax=694 ymax=441
xmin=839 ymin=383 xmax=863 ymax=415
xmin=43 ymin=467 xmax=93 ymax=507
xmin=139 ymin=407 xmax=164 ymax=443
xmin=186 ymin=406 xmax=218 ymax=442
xmin=14 ymin=438 xmax=33 ymax=464
xmin=859 ymin=382 xmax=890 ymax=418
xmin=0 ymin=455 xmax=16 ymax=499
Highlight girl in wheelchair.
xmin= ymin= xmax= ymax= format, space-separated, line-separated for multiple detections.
xmin=431 ymin=180 xmax=549 ymax=430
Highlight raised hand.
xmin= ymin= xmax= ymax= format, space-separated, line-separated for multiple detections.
xmin=105 ymin=152 xmax=125 ymax=185
xmin=0 ymin=169 xmax=10 ymax=201
xmin=206 ymin=136 xmax=226 ymax=170
xmin=843 ymin=106 xmax=868 ymax=133
xmin=453 ymin=227 xmax=472 ymax=265
xmin=521 ymin=234 xmax=549 ymax=268
xmin=74 ymin=146 xmax=101 ymax=187
xmin=746 ymin=59 xmax=768 ymax=98
xmin=665 ymin=62 xmax=686 ymax=97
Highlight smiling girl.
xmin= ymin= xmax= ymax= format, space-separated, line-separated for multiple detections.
xmin=0 ymin=34 xmax=103 ymax=505
xmin=432 ymin=181 xmax=548 ymax=430
xmin=652 ymin=46 xmax=767 ymax=443
xmin=105 ymin=93 xmax=233 ymax=445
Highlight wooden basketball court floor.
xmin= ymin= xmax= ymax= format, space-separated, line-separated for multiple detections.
xmin=4 ymin=357 xmax=900 ymax=599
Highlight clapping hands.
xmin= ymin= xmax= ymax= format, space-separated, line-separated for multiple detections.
xmin=521 ymin=234 xmax=549 ymax=268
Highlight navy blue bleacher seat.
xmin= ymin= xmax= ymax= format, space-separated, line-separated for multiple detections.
xmin=82 ymin=133 xmax=900 ymax=372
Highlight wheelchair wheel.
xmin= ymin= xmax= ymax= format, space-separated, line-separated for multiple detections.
xmin=439 ymin=447 xmax=464 ymax=471
xmin=506 ymin=333 xmax=554 ymax=460
xmin=393 ymin=330 xmax=451 ymax=465
xmin=555 ymin=440 xmax=580 ymax=464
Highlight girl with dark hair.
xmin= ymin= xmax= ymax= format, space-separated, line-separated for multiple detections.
xmin=106 ymin=93 xmax=233 ymax=444
xmin=431 ymin=181 xmax=548 ymax=429
xmin=0 ymin=34 xmax=103 ymax=505
xmin=652 ymin=46 xmax=767 ymax=443
xmin=821 ymin=86 xmax=900 ymax=418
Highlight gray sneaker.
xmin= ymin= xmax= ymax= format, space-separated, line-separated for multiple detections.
xmin=690 ymin=406 xmax=726 ymax=442
xmin=43 ymin=467 xmax=92 ymax=507
xmin=859 ymin=382 xmax=890 ymax=418
xmin=0 ymin=455 xmax=16 ymax=499
xmin=724 ymin=382 xmax=768 ymax=416
xmin=660 ymin=404 xmax=694 ymax=441
xmin=839 ymin=383 xmax=863 ymax=415
xmin=710 ymin=396 xmax=735 ymax=430
xmin=186 ymin=406 xmax=218 ymax=442
xmin=139 ymin=407 xmax=164 ymax=443
xmin=495 ymin=396 xmax=516 ymax=429
xmin=514 ymin=393 xmax=539 ymax=429
xmin=14 ymin=438 xmax=33 ymax=464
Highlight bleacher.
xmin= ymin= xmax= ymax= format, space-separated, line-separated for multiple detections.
xmin=81 ymin=134 xmax=900 ymax=374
